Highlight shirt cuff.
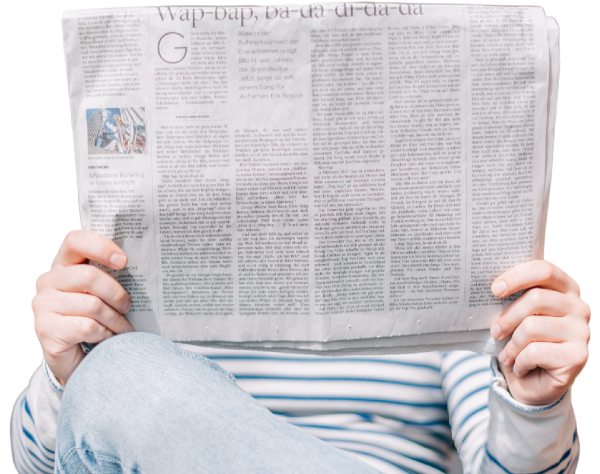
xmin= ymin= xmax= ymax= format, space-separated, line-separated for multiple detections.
xmin=43 ymin=358 xmax=65 ymax=395
xmin=490 ymin=357 xmax=567 ymax=412
xmin=485 ymin=357 xmax=578 ymax=474
xmin=42 ymin=343 xmax=95 ymax=394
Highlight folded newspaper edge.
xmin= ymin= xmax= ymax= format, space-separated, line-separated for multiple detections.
xmin=181 ymin=328 xmax=501 ymax=355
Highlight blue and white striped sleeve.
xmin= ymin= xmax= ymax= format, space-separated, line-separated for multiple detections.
xmin=11 ymin=360 xmax=62 ymax=474
xmin=441 ymin=351 xmax=579 ymax=474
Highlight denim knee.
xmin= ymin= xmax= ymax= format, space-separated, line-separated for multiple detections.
xmin=56 ymin=333 xmax=237 ymax=460
xmin=69 ymin=332 xmax=234 ymax=391
xmin=61 ymin=333 xmax=239 ymax=434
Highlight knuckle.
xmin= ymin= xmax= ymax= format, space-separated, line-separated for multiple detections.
xmin=82 ymin=294 xmax=103 ymax=316
xmin=525 ymin=342 xmax=541 ymax=360
xmin=31 ymin=295 xmax=42 ymax=314
xmin=569 ymin=275 xmax=581 ymax=297
xmin=582 ymin=325 xmax=591 ymax=345
xmin=114 ymin=287 xmax=129 ymax=305
xmin=76 ymin=265 xmax=98 ymax=291
xmin=79 ymin=318 xmax=99 ymax=337
xmin=36 ymin=272 xmax=51 ymax=292
xmin=521 ymin=316 xmax=537 ymax=335
xmin=34 ymin=317 xmax=48 ymax=341
xmin=513 ymin=317 xmax=538 ymax=340
xmin=32 ymin=292 xmax=52 ymax=314
xmin=503 ymin=311 xmax=523 ymax=333
xmin=572 ymin=281 xmax=581 ymax=297
xmin=507 ymin=327 xmax=522 ymax=350
xmin=512 ymin=357 xmax=525 ymax=375
xmin=503 ymin=340 xmax=516 ymax=359
xmin=527 ymin=288 xmax=545 ymax=308
xmin=573 ymin=346 xmax=589 ymax=370
xmin=64 ymin=230 xmax=81 ymax=249
xmin=500 ymin=309 xmax=517 ymax=329
xmin=538 ymin=261 xmax=556 ymax=283
xmin=534 ymin=260 xmax=556 ymax=283
xmin=578 ymin=300 xmax=592 ymax=322
xmin=106 ymin=310 xmax=121 ymax=328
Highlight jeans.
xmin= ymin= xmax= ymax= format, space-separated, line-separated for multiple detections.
xmin=56 ymin=333 xmax=380 ymax=473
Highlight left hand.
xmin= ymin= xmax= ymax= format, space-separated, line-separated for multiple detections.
xmin=490 ymin=260 xmax=591 ymax=406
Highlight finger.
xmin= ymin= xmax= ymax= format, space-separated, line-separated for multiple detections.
xmin=38 ymin=264 xmax=131 ymax=314
xmin=43 ymin=290 xmax=133 ymax=335
xmin=499 ymin=316 xmax=589 ymax=366
xmin=512 ymin=342 xmax=587 ymax=379
xmin=53 ymin=230 xmax=127 ymax=271
xmin=490 ymin=288 xmax=578 ymax=340
xmin=37 ymin=313 xmax=115 ymax=347
xmin=491 ymin=260 xmax=579 ymax=298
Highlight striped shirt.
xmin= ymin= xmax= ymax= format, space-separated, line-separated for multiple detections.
xmin=11 ymin=349 xmax=579 ymax=474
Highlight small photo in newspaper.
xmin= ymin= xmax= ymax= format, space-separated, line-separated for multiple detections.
xmin=86 ymin=107 xmax=147 ymax=155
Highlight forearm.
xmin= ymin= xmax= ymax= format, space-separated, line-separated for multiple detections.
xmin=476 ymin=359 xmax=578 ymax=474
xmin=442 ymin=353 xmax=579 ymax=474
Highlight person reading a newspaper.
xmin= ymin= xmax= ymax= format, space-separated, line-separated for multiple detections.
xmin=12 ymin=230 xmax=589 ymax=473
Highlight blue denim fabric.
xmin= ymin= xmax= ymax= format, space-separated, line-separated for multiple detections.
xmin=55 ymin=333 xmax=379 ymax=474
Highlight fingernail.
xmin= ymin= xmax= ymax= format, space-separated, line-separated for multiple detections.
xmin=125 ymin=323 xmax=134 ymax=333
xmin=491 ymin=323 xmax=502 ymax=340
xmin=122 ymin=300 xmax=131 ymax=314
xmin=110 ymin=253 xmax=127 ymax=269
xmin=498 ymin=349 xmax=507 ymax=364
xmin=491 ymin=280 xmax=508 ymax=297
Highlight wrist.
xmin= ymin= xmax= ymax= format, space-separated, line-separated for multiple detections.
xmin=493 ymin=357 xmax=567 ymax=407
xmin=42 ymin=358 xmax=65 ymax=394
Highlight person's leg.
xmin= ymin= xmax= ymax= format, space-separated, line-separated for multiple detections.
xmin=55 ymin=333 xmax=379 ymax=474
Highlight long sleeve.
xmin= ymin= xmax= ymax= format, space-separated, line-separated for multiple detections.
xmin=11 ymin=360 xmax=63 ymax=474
xmin=11 ymin=350 xmax=580 ymax=474
xmin=441 ymin=351 xmax=579 ymax=474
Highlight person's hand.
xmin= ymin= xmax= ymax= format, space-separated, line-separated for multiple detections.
xmin=32 ymin=231 xmax=133 ymax=385
xmin=490 ymin=260 xmax=590 ymax=406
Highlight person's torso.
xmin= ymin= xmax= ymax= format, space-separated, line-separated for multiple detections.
xmin=179 ymin=345 xmax=491 ymax=474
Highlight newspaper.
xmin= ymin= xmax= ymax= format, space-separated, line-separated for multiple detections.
xmin=62 ymin=4 xmax=559 ymax=355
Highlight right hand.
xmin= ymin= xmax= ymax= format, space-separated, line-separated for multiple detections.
xmin=32 ymin=230 xmax=133 ymax=385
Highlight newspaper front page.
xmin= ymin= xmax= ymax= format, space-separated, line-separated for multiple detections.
xmin=62 ymin=4 xmax=560 ymax=355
